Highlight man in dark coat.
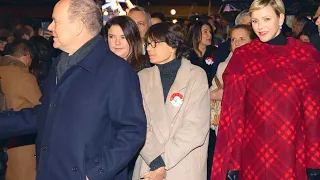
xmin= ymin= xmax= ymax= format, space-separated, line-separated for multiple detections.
xmin=0 ymin=0 xmax=147 ymax=180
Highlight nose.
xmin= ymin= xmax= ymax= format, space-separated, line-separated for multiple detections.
xmin=146 ymin=43 xmax=152 ymax=52
xmin=115 ymin=37 xmax=121 ymax=45
xmin=257 ymin=21 xmax=263 ymax=30
xmin=48 ymin=21 xmax=54 ymax=32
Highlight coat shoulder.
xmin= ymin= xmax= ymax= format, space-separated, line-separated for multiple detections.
xmin=138 ymin=66 xmax=154 ymax=83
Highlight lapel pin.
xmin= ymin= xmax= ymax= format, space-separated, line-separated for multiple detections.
xmin=205 ymin=57 xmax=214 ymax=65
xmin=170 ymin=93 xmax=183 ymax=107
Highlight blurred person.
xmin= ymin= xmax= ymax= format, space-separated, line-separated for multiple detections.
xmin=212 ymin=0 xmax=320 ymax=179
xmin=14 ymin=27 xmax=32 ymax=41
xmin=0 ymin=40 xmax=41 ymax=180
xmin=214 ymin=9 xmax=251 ymax=67
xmin=314 ymin=6 xmax=320 ymax=20
xmin=189 ymin=21 xmax=217 ymax=86
xmin=188 ymin=20 xmax=217 ymax=180
xmin=128 ymin=7 xmax=151 ymax=44
xmin=0 ymin=0 xmax=147 ymax=180
xmin=210 ymin=24 xmax=255 ymax=133
xmin=309 ymin=16 xmax=320 ymax=51
xmin=292 ymin=15 xmax=311 ymax=38
xmin=0 ymin=37 xmax=8 ymax=56
xmin=133 ymin=22 xmax=210 ymax=180
xmin=235 ymin=10 xmax=251 ymax=25
xmin=298 ymin=31 xmax=311 ymax=42
xmin=28 ymin=36 xmax=54 ymax=84
xmin=24 ymin=25 xmax=35 ymax=38
xmin=151 ymin=12 xmax=166 ymax=25
xmin=106 ymin=16 xmax=149 ymax=72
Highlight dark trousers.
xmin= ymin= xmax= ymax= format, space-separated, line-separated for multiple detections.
xmin=207 ymin=129 xmax=216 ymax=180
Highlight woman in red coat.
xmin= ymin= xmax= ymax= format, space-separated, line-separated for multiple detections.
xmin=211 ymin=0 xmax=320 ymax=179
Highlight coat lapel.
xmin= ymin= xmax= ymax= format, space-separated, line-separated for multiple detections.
xmin=165 ymin=59 xmax=190 ymax=126
xmin=143 ymin=66 xmax=170 ymax=141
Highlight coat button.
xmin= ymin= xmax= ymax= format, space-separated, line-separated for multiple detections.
xmin=40 ymin=146 xmax=47 ymax=151
xmin=72 ymin=167 xmax=78 ymax=172
xmin=98 ymin=168 xmax=104 ymax=173
xmin=49 ymin=103 xmax=56 ymax=107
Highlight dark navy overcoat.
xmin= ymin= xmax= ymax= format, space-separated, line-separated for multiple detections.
xmin=0 ymin=38 xmax=147 ymax=180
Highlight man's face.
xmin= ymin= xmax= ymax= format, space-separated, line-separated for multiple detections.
xmin=48 ymin=0 xmax=78 ymax=53
xmin=128 ymin=11 xmax=149 ymax=40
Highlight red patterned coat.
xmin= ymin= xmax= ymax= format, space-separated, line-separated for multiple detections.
xmin=211 ymin=38 xmax=320 ymax=180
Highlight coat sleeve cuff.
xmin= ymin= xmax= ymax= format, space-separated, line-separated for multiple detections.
xmin=149 ymin=155 xmax=165 ymax=171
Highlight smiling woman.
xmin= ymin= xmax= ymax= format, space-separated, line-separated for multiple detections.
xmin=212 ymin=0 xmax=320 ymax=179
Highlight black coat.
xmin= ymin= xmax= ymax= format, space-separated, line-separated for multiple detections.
xmin=189 ymin=45 xmax=220 ymax=87
xmin=0 ymin=39 xmax=147 ymax=180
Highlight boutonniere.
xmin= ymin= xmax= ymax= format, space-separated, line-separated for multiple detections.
xmin=205 ymin=57 xmax=214 ymax=65
xmin=170 ymin=93 xmax=184 ymax=107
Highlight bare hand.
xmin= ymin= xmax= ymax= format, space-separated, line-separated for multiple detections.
xmin=140 ymin=167 xmax=166 ymax=180
xmin=210 ymin=89 xmax=224 ymax=101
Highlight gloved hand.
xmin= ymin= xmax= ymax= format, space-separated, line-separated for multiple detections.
xmin=307 ymin=168 xmax=320 ymax=180
xmin=226 ymin=170 xmax=239 ymax=180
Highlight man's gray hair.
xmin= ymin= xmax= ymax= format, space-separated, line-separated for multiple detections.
xmin=68 ymin=0 xmax=103 ymax=36
xmin=235 ymin=10 xmax=250 ymax=25
xmin=129 ymin=6 xmax=152 ymax=27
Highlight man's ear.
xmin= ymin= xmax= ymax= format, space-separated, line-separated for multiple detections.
xmin=74 ymin=20 xmax=85 ymax=36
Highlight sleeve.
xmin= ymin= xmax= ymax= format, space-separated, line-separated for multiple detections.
xmin=303 ymin=50 xmax=320 ymax=169
xmin=0 ymin=106 xmax=39 ymax=139
xmin=139 ymin=98 xmax=165 ymax=166
xmin=162 ymin=70 xmax=210 ymax=170
xmin=149 ymin=156 xmax=165 ymax=170
xmin=85 ymin=64 xmax=147 ymax=180
xmin=211 ymin=51 xmax=247 ymax=179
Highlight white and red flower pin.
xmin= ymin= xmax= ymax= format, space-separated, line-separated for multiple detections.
xmin=205 ymin=57 xmax=214 ymax=65
xmin=170 ymin=93 xmax=184 ymax=107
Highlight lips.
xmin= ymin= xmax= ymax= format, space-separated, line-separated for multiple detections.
xmin=258 ymin=32 xmax=267 ymax=36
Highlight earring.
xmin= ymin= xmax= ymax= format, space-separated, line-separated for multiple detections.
xmin=279 ymin=24 xmax=282 ymax=30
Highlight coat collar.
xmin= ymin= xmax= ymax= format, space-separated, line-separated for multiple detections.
xmin=0 ymin=55 xmax=28 ymax=72
xmin=52 ymin=37 xmax=109 ymax=74
xmin=143 ymin=58 xmax=191 ymax=140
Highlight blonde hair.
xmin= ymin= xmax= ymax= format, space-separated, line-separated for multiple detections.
xmin=249 ymin=0 xmax=285 ymax=17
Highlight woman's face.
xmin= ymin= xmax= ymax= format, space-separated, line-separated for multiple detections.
xmin=299 ymin=35 xmax=310 ymax=42
xmin=146 ymin=38 xmax=176 ymax=65
xmin=251 ymin=5 xmax=284 ymax=42
xmin=199 ymin=24 xmax=212 ymax=47
xmin=230 ymin=28 xmax=252 ymax=52
xmin=107 ymin=25 xmax=130 ymax=60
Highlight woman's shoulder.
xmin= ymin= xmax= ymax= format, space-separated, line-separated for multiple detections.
xmin=184 ymin=58 xmax=207 ymax=78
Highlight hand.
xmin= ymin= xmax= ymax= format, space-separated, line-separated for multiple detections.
xmin=86 ymin=176 xmax=89 ymax=180
xmin=210 ymin=89 xmax=224 ymax=101
xmin=140 ymin=167 xmax=166 ymax=180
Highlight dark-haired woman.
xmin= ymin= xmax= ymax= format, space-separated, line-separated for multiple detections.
xmin=189 ymin=21 xmax=218 ymax=87
xmin=106 ymin=16 xmax=149 ymax=72
xmin=133 ymin=22 xmax=210 ymax=180
xmin=188 ymin=21 xmax=218 ymax=180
